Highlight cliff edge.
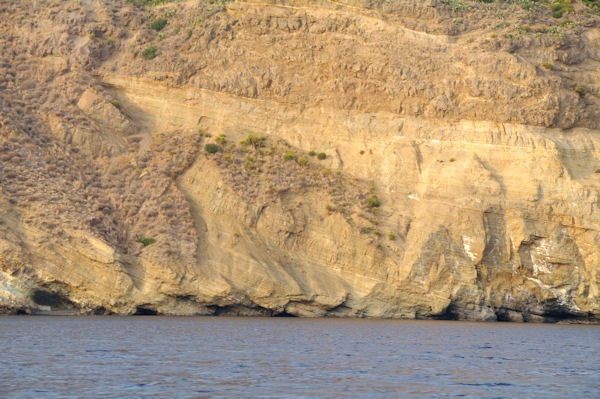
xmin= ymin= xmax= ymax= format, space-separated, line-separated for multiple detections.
xmin=1 ymin=0 xmax=599 ymax=321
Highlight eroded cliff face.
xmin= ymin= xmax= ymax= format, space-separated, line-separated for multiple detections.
xmin=0 ymin=0 xmax=599 ymax=321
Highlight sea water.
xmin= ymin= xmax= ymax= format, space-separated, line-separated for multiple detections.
xmin=0 ymin=317 xmax=598 ymax=398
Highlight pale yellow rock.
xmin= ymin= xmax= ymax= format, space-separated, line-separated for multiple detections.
xmin=0 ymin=0 xmax=598 ymax=321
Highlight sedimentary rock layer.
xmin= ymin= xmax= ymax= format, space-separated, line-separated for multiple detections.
xmin=0 ymin=0 xmax=599 ymax=321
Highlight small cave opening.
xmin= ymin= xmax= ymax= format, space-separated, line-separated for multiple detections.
xmin=31 ymin=289 xmax=74 ymax=309
xmin=494 ymin=308 xmax=511 ymax=322
xmin=93 ymin=306 xmax=108 ymax=315
xmin=133 ymin=306 xmax=158 ymax=315
xmin=432 ymin=302 xmax=459 ymax=321
xmin=273 ymin=310 xmax=297 ymax=317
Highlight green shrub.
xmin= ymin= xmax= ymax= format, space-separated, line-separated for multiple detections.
xmin=165 ymin=9 xmax=176 ymax=18
xmin=441 ymin=0 xmax=465 ymax=12
xmin=283 ymin=151 xmax=297 ymax=161
xmin=298 ymin=157 xmax=309 ymax=166
xmin=142 ymin=46 xmax=157 ymax=59
xmin=128 ymin=0 xmax=179 ymax=5
xmin=216 ymin=134 xmax=227 ymax=146
xmin=136 ymin=237 xmax=155 ymax=246
xmin=149 ymin=18 xmax=167 ymax=31
xmin=205 ymin=143 xmax=219 ymax=153
xmin=542 ymin=62 xmax=554 ymax=70
xmin=111 ymin=99 xmax=120 ymax=108
xmin=365 ymin=194 xmax=380 ymax=209
xmin=550 ymin=0 xmax=573 ymax=18
xmin=240 ymin=134 xmax=265 ymax=148
xmin=244 ymin=155 xmax=255 ymax=168
xmin=317 ymin=152 xmax=326 ymax=160
xmin=574 ymin=86 xmax=586 ymax=96
xmin=449 ymin=157 xmax=456 ymax=162
xmin=308 ymin=150 xmax=316 ymax=156
xmin=388 ymin=233 xmax=396 ymax=241
xmin=581 ymin=0 xmax=600 ymax=13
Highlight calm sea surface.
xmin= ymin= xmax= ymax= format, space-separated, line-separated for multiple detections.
xmin=0 ymin=317 xmax=598 ymax=398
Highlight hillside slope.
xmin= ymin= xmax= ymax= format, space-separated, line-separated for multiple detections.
xmin=0 ymin=0 xmax=599 ymax=321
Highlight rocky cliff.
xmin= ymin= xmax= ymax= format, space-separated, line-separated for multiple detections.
xmin=1 ymin=0 xmax=599 ymax=321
